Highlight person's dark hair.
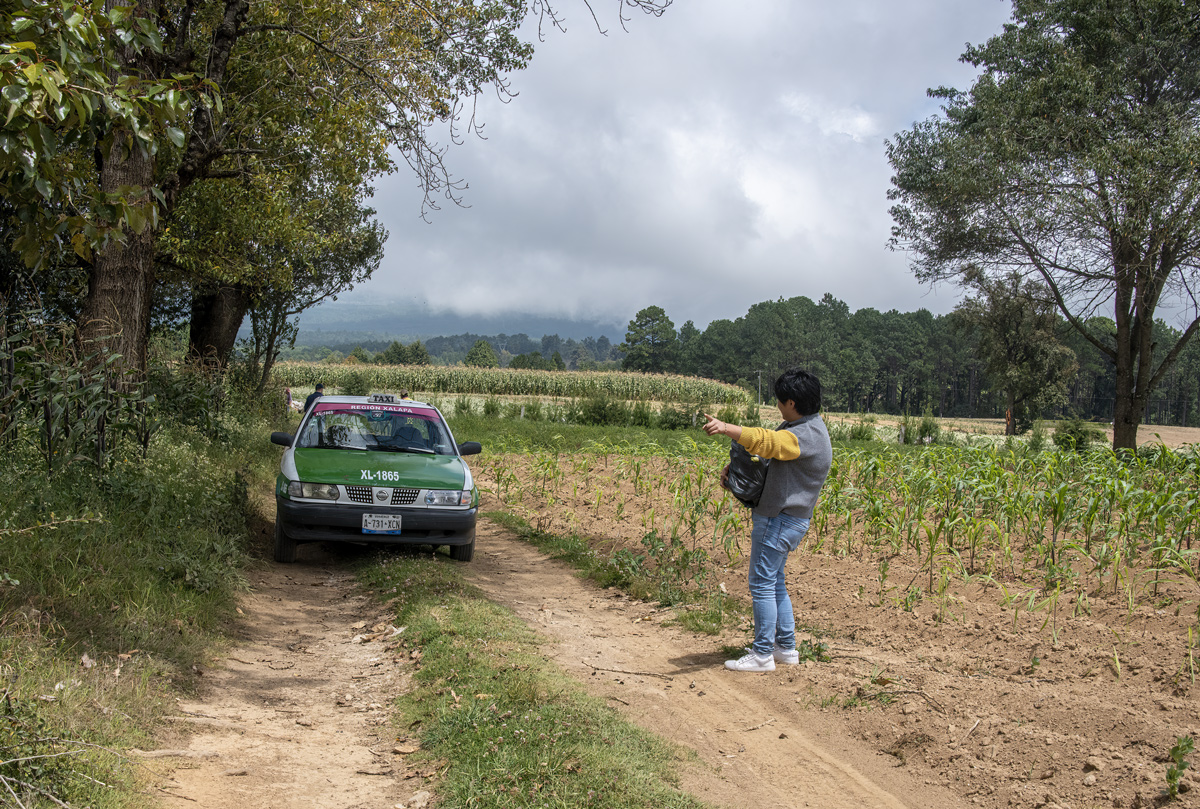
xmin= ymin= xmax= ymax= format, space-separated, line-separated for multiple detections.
xmin=774 ymin=368 xmax=821 ymax=416
xmin=315 ymin=383 xmax=324 ymax=390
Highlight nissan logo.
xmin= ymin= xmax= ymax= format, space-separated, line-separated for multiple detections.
xmin=375 ymin=489 xmax=388 ymax=502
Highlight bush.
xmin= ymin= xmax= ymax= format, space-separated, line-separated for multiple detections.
xmin=1053 ymin=414 xmax=1102 ymax=452
xmin=340 ymin=369 xmax=371 ymax=396
xmin=716 ymin=404 xmax=740 ymax=424
xmin=918 ymin=408 xmax=941 ymax=444
xmin=848 ymin=416 xmax=876 ymax=441
xmin=1027 ymin=420 xmax=1048 ymax=453
xmin=454 ymin=396 xmax=475 ymax=417
xmin=580 ymin=393 xmax=630 ymax=426
xmin=630 ymin=400 xmax=654 ymax=428
xmin=656 ymin=403 xmax=696 ymax=431
xmin=560 ymin=398 xmax=584 ymax=424
xmin=482 ymin=396 xmax=502 ymax=418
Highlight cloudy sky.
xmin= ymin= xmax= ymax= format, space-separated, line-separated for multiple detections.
xmin=357 ymin=0 xmax=1016 ymax=332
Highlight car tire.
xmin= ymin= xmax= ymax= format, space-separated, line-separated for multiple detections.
xmin=274 ymin=515 xmax=297 ymax=563
xmin=448 ymin=539 xmax=474 ymax=562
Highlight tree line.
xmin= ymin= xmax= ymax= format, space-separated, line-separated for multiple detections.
xmin=279 ymin=332 xmax=622 ymax=369
xmin=616 ymin=295 xmax=1200 ymax=433
xmin=276 ymin=285 xmax=1200 ymax=437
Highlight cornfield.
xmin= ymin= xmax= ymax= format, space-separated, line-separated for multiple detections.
xmin=274 ymin=362 xmax=750 ymax=405
xmin=479 ymin=435 xmax=1200 ymax=632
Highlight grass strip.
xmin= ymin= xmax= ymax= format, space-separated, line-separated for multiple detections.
xmin=482 ymin=512 xmax=743 ymax=636
xmin=446 ymin=412 xmax=727 ymax=456
xmin=356 ymin=553 xmax=712 ymax=809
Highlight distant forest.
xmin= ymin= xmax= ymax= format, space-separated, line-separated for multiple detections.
xmin=283 ymin=292 xmax=1200 ymax=428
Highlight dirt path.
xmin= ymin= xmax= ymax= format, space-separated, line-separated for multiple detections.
xmin=144 ymin=554 xmax=429 ymax=809
xmin=146 ymin=524 xmax=967 ymax=809
xmin=467 ymin=522 xmax=962 ymax=809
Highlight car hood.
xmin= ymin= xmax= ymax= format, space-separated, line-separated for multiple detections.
xmin=292 ymin=448 xmax=468 ymax=489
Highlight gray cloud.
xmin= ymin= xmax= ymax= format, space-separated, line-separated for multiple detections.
xmin=361 ymin=0 xmax=1015 ymax=330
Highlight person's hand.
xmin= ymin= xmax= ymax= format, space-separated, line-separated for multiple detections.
xmin=702 ymin=413 xmax=725 ymax=436
xmin=719 ymin=463 xmax=730 ymax=487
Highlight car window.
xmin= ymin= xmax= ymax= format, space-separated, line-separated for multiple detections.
xmin=298 ymin=404 xmax=455 ymax=455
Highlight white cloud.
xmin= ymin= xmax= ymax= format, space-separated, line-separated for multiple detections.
xmin=361 ymin=0 xmax=1016 ymax=329
xmin=778 ymin=92 xmax=879 ymax=142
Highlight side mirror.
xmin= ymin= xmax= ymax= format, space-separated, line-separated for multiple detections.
xmin=271 ymin=432 xmax=294 ymax=447
xmin=457 ymin=441 xmax=482 ymax=456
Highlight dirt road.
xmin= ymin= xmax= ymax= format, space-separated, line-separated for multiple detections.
xmin=468 ymin=523 xmax=961 ymax=809
xmin=147 ymin=557 xmax=422 ymax=809
xmin=145 ymin=524 xmax=960 ymax=809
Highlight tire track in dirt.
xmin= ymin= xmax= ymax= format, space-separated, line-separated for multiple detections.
xmin=467 ymin=521 xmax=965 ymax=809
xmin=144 ymin=556 xmax=428 ymax=809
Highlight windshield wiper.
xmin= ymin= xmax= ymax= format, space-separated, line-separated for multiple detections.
xmin=367 ymin=442 xmax=435 ymax=454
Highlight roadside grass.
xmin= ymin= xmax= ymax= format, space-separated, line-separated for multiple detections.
xmin=482 ymin=512 xmax=745 ymax=634
xmin=1 ymin=408 xmax=285 ymax=807
xmin=355 ymin=553 xmax=711 ymax=809
xmin=1 ymin=620 xmax=162 ymax=809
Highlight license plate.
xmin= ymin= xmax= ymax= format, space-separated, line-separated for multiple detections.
xmin=362 ymin=514 xmax=402 ymax=534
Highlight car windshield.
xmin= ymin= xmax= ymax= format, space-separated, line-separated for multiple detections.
xmin=297 ymin=403 xmax=455 ymax=455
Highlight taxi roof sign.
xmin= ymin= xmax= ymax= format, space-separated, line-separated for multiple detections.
xmin=368 ymin=393 xmax=397 ymax=403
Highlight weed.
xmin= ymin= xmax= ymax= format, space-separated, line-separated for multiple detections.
xmin=797 ymin=639 xmax=831 ymax=663
xmin=1165 ymin=736 xmax=1194 ymax=800
xmin=675 ymin=593 xmax=739 ymax=635
xmin=877 ymin=557 xmax=893 ymax=606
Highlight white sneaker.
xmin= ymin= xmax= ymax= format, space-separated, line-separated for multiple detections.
xmin=725 ymin=652 xmax=775 ymax=672
xmin=773 ymin=645 xmax=800 ymax=665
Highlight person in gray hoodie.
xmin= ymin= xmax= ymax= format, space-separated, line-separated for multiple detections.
xmin=703 ymin=368 xmax=833 ymax=672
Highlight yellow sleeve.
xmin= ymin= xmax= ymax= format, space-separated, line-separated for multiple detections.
xmin=736 ymin=427 xmax=800 ymax=461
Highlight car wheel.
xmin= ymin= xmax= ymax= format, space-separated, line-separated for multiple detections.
xmin=274 ymin=515 xmax=297 ymax=563
xmin=448 ymin=539 xmax=474 ymax=562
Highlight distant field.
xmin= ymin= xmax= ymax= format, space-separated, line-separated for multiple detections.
xmin=273 ymin=362 xmax=750 ymax=406
xmin=822 ymin=412 xmax=1200 ymax=449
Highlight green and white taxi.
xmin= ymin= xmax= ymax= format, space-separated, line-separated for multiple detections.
xmin=270 ymin=393 xmax=481 ymax=563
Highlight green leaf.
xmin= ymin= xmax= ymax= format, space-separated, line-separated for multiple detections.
xmin=124 ymin=205 xmax=146 ymax=233
xmin=4 ymin=41 xmax=38 ymax=52
xmin=166 ymin=126 xmax=185 ymax=148
xmin=2 ymin=85 xmax=29 ymax=104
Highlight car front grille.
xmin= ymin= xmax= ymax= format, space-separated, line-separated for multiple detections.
xmin=345 ymin=485 xmax=420 ymax=505
xmin=346 ymin=485 xmax=373 ymax=504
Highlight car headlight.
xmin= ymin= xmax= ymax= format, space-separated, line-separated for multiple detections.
xmin=424 ymin=489 xmax=469 ymax=506
xmin=288 ymin=481 xmax=340 ymax=500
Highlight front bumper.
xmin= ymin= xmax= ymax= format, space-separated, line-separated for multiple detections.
xmin=276 ymin=497 xmax=476 ymax=546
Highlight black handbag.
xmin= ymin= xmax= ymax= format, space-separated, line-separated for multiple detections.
xmin=725 ymin=441 xmax=768 ymax=508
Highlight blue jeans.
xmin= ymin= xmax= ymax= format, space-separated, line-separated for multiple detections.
xmin=748 ymin=513 xmax=810 ymax=656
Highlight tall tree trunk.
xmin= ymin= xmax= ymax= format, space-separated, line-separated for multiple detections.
xmin=1111 ymin=263 xmax=1142 ymax=451
xmin=254 ymin=301 xmax=286 ymax=394
xmin=77 ymin=132 xmax=156 ymax=377
xmin=188 ymin=283 xmax=250 ymax=367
